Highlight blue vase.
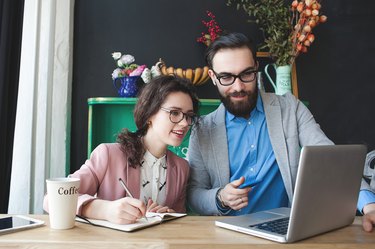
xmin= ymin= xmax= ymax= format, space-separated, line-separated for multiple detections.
xmin=113 ymin=76 xmax=139 ymax=97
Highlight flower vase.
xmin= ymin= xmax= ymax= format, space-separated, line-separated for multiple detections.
xmin=113 ymin=76 xmax=140 ymax=97
xmin=264 ymin=64 xmax=292 ymax=95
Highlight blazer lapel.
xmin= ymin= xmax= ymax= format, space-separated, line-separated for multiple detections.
xmin=125 ymin=162 xmax=141 ymax=198
xmin=164 ymin=151 xmax=177 ymax=206
xmin=211 ymin=104 xmax=230 ymax=185
xmin=261 ymin=92 xmax=293 ymax=200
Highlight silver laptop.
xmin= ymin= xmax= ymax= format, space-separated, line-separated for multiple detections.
xmin=215 ymin=144 xmax=367 ymax=243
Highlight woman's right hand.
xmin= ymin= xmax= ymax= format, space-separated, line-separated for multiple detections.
xmin=104 ymin=197 xmax=146 ymax=224
xmin=82 ymin=197 xmax=146 ymax=225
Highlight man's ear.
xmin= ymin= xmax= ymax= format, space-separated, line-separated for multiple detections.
xmin=208 ymin=69 xmax=216 ymax=86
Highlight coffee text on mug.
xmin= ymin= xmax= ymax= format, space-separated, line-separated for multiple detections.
xmin=58 ymin=186 xmax=79 ymax=195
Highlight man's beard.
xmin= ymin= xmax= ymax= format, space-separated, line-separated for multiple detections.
xmin=219 ymin=88 xmax=258 ymax=118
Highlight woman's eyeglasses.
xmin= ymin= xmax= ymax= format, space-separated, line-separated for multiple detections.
xmin=160 ymin=107 xmax=197 ymax=126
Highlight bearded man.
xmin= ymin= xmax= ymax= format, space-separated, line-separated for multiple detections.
xmin=187 ymin=32 xmax=375 ymax=232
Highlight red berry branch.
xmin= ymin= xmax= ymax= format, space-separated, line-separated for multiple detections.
xmin=290 ymin=0 xmax=327 ymax=64
xmin=197 ymin=11 xmax=223 ymax=46
xmin=228 ymin=0 xmax=327 ymax=66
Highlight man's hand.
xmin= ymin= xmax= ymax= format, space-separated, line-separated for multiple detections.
xmin=219 ymin=176 xmax=251 ymax=210
xmin=362 ymin=203 xmax=375 ymax=232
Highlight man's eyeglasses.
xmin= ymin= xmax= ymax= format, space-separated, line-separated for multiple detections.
xmin=160 ymin=107 xmax=197 ymax=126
xmin=212 ymin=68 xmax=258 ymax=86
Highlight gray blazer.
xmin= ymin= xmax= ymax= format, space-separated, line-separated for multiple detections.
xmin=187 ymin=91 xmax=334 ymax=215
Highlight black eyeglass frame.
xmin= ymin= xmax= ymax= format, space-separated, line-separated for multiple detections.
xmin=160 ymin=107 xmax=197 ymax=126
xmin=211 ymin=68 xmax=258 ymax=86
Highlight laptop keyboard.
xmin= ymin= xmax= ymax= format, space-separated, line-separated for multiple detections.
xmin=250 ymin=217 xmax=289 ymax=235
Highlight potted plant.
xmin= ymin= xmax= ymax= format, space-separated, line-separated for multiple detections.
xmin=111 ymin=52 xmax=147 ymax=97
xmin=227 ymin=0 xmax=327 ymax=95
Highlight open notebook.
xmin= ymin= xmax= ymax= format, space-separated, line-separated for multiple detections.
xmin=76 ymin=212 xmax=186 ymax=232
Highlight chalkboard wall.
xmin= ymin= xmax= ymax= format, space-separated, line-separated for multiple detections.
xmin=71 ymin=0 xmax=375 ymax=172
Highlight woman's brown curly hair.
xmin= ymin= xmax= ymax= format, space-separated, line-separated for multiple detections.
xmin=117 ymin=75 xmax=200 ymax=168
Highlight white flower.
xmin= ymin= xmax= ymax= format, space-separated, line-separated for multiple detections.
xmin=110 ymin=52 xmax=148 ymax=80
xmin=117 ymin=60 xmax=124 ymax=67
xmin=112 ymin=68 xmax=122 ymax=79
xmin=119 ymin=54 xmax=135 ymax=65
xmin=112 ymin=52 xmax=122 ymax=60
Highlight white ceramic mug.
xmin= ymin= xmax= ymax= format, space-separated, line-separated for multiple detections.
xmin=46 ymin=177 xmax=80 ymax=229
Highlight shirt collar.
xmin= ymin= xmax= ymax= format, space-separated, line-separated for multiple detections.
xmin=226 ymin=91 xmax=264 ymax=121
xmin=144 ymin=150 xmax=166 ymax=168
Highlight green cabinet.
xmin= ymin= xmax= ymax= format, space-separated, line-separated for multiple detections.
xmin=87 ymin=97 xmax=220 ymax=158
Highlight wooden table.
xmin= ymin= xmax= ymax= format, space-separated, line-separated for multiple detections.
xmin=0 ymin=215 xmax=373 ymax=248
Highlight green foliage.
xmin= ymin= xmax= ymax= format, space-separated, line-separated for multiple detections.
xmin=227 ymin=0 xmax=294 ymax=66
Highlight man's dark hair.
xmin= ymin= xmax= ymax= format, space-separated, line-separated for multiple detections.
xmin=205 ymin=32 xmax=258 ymax=68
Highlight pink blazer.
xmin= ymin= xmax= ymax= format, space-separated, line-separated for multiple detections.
xmin=44 ymin=143 xmax=190 ymax=214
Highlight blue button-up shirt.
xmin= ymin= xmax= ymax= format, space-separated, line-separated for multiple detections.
xmin=358 ymin=190 xmax=375 ymax=213
xmin=225 ymin=94 xmax=288 ymax=215
xmin=218 ymin=93 xmax=375 ymax=215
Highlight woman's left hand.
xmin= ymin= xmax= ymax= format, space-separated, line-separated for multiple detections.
xmin=146 ymin=198 xmax=175 ymax=213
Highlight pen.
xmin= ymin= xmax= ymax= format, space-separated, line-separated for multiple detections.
xmin=118 ymin=178 xmax=148 ymax=221
xmin=118 ymin=178 xmax=133 ymax=198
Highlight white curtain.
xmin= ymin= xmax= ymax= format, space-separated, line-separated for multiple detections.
xmin=8 ymin=0 xmax=75 ymax=214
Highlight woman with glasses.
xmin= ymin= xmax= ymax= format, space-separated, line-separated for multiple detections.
xmin=44 ymin=75 xmax=199 ymax=224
